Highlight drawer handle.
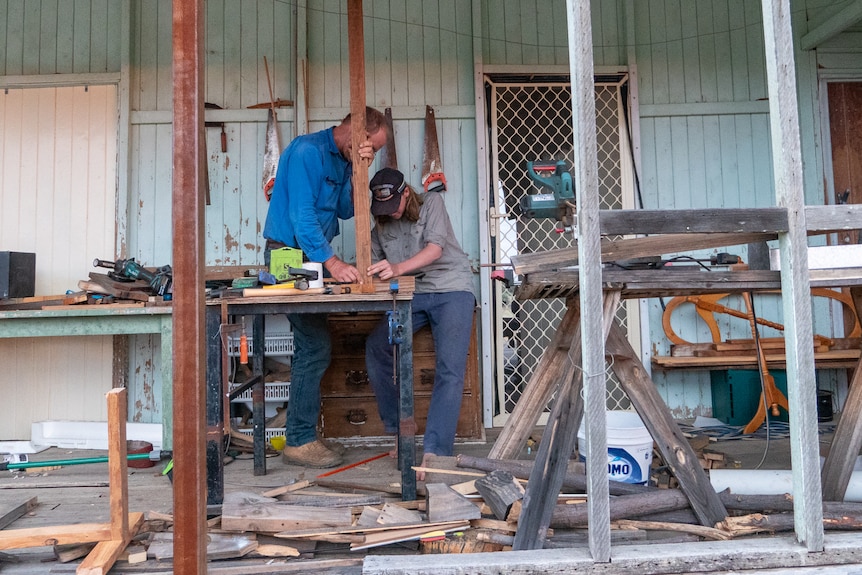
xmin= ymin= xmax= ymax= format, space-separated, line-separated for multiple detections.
xmin=419 ymin=368 xmax=435 ymax=387
xmin=347 ymin=409 xmax=367 ymax=425
xmin=345 ymin=370 xmax=369 ymax=386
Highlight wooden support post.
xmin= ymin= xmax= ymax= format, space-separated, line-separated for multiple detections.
xmin=513 ymin=291 xmax=619 ymax=551
xmin=171 ymin=0 xmax=209 ymax=574
xmin=488 ymin=300 xmax=581 ymax=460
xmin=347 ymin=0 xmax=373 ymax=293
xmin=761 ymin=0 xmax=824 ymax=550
xmin=106 ymin=389 xmax=129 ymax=541
xmin=822 ymin=285 xmax=862 ymax=501
xmin=605 ymin=321 xmax=728 ymax=527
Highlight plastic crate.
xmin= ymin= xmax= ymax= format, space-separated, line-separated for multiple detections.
xmin=227 ymin=332 xmax=293 ymax=357
xmin=229 ymin=382 xmax=289 ymax=418
xmin=229 ymin=381 xmax=290 ymax=402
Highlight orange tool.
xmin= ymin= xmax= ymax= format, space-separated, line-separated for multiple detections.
xmin=740 ymin=292 xmax=789 ymax=434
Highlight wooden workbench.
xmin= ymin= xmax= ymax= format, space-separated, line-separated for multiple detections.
xmin=204 ymin=291 xmax=417 ymax=504
xmin=495 ymin=264 xmax=862 ymax=545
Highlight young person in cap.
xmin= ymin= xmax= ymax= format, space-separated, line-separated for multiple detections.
xmin=364 ymin=167 xmax=476 ymax=477
xmin=263 ymin=107 xmax=387 ymax=468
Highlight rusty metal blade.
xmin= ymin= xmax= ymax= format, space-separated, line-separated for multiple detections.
xmin=382 ymin=107 xmax=398 ymax=170
xmin=421 ymin=105 xmax=446 ymax=192
xmin=262 ymin=108 xmax=281 ymax=201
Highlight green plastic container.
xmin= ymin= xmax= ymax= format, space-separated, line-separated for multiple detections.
xmin=710 ymin=369 xmax=789 ymax=426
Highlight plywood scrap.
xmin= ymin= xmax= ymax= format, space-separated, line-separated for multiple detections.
xmin=425 ymin=483 xmax=481 ymax=522
xmin=474 ymin=470 xmax=525 ymax=521
xmin=148 ymin=532 xmax=258 ymax=561
xmin=0 ymin=496 xmax=37 ymax=531
xmin=220 ymin=491 xmax=352 ymax=532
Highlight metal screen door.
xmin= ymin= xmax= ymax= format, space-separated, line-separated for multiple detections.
xmin=486 ymin=74 xmax=636 ymax=426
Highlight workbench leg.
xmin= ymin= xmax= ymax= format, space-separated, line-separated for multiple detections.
xmin=822 ymin=286 xmax=862 ymax=501
xmin=160 ymin=318 xmax=173 ymax=450
xmin=488 ymin=299 xmax=582 ymax=460
xmin=205 ymin=308 xmax=225 ymax=505
xmin=513 ymin=327 xmax=585 ymax=550
xmin=252 ymin=314 xmax=267 ymax=476
xmin=606 ymin=321 xmax=727 ymax=526
xmin=396 ymin=302 xmax=416 ymax=501
xmin=514 ymin=291 xmax=618 ymax=551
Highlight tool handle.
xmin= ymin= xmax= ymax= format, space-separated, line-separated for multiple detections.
xmin=93 ymin=258 xmax=116 ymax=269
xmin=239 ymin=331 xmax=248 ymax=365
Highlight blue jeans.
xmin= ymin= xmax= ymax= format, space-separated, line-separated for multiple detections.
xmin=264 ymin=246 xmax=330 ymax=447
xmin=284 ymin=312 xmax=330 ymax=446
xmin=365 ymin=291 xmax=475 ymax=456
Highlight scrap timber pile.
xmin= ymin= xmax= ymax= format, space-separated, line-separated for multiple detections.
xmin=7 ymin=446 xmax=862 ymax=573
xmin=83 ymin=459 xmax=862 ymax=571
xmin=0 ymin=272 xmax=169 ymax=311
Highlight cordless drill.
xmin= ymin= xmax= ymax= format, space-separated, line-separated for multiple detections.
xmin=93 ymin=258 xmax=173 ymax=296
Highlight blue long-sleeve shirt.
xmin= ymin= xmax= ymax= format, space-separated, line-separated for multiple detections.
xmin=263 ymin=128 xmax=354 ymax=263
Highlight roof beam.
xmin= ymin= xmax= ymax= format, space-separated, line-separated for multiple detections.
xmin=799 ymin=0 xmax=862 ymax=50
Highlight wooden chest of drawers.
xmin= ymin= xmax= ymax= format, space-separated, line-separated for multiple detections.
xmin=319 ymin=312 xmax=483 ymax=440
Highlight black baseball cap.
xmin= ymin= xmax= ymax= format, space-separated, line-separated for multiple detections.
xmin=370 ymin=168 xmax=406 ymax=216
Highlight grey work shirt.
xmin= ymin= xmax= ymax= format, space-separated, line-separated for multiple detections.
xmin=370 ymin=192 xmax=474 ymax=295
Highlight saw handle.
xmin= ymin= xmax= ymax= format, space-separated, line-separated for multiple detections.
xmin=423 ymin=171 xmax=447 ymax=193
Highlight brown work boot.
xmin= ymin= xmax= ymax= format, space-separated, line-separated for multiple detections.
xmin=282 ymin=439 xmax=343 ymax=468
xmin=320 ymin=438 xmax=346 ymax=455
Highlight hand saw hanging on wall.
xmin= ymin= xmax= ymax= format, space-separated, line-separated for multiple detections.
xmin=261 ymin=57 xmax=281 ymax=201
xmin=382 ymin=107 xmax=398 ymax=170
xmin=421 ymin=105 xmax=447 ymax=193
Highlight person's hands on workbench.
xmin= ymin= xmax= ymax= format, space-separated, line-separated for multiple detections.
xmin=367 ymin=259 xmax=399 ymax=280
xmin=325 ymin=255 xmax=360 ymax=283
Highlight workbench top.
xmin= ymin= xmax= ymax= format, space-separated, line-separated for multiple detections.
xmin=515 ymin=267 xmax=862 ymax=300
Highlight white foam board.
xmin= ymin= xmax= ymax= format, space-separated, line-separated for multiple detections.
xmin=31 ymin=421 xmax=163 ymax=450
xmin=0 ymin=441 xmax=49 ymax=455
xmin=770 ymin=244 xmax=862 ymax=270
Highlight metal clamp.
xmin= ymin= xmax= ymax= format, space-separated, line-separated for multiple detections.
xmin=387 ymin=310 xmax=404 ymax=345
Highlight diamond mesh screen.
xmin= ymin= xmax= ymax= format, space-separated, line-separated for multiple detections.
xmin=490 ymin=79 xmax=631 ymax=421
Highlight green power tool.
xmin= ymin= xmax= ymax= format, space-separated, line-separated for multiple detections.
xmin=519 ymin=160 xmax=576 ymax=225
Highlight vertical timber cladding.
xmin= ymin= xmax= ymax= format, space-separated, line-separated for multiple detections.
xmin=486 ymin=74 xmax=632 ymax=425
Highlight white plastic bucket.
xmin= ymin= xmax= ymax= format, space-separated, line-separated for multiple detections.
xmin=577 ymin=411 xmax=654 ymax=485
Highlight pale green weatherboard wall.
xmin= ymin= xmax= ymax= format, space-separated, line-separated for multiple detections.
xmin=1 ymin=0 xmax=858 ymax=425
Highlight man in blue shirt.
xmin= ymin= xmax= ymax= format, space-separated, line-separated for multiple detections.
xmin=263 ymin=107 xmax=387 ymax=467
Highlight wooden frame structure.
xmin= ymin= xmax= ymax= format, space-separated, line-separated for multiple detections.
xmin=0 ymin=388 xmax=144 ymax=575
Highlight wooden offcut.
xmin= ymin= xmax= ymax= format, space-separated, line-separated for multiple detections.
xmin=425 ymin=484 xmax=481 ymax=522
xmin=474 ymin=471 xmax=524 ymax=521
xmin=221 ymin=492 xmax=352 ymax=532
xmin=0 ymin=497 xmax=37 ymax=531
